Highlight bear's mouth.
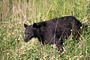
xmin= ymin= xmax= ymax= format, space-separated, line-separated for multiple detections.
xmin=24 ymin=34 xmax=33 ymax=42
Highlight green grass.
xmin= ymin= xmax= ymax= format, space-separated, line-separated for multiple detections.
xmin=0 ymin=0 xmax=90 ymax=60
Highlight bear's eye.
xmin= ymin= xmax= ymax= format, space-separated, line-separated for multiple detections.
xmin=25 ymin=32 xmax=30 ymax=34
xmin=27 ymin=33 xmax=30 ymax=34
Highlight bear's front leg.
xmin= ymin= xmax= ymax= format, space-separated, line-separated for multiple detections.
xmin=38 ymin=37 xmax=45 ymax=45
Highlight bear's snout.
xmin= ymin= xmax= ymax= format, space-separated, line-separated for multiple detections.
xmin=24 ymin=34 xmax=29 ymax=42
xmin=24 ymin=39 xmax=28 ymax=42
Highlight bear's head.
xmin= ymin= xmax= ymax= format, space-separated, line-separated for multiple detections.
xmin=24 ymin=23 xmax=41 ymax=42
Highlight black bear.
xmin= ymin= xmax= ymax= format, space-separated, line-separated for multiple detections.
xmin=24 ymin=16 xmax=82 ymax=51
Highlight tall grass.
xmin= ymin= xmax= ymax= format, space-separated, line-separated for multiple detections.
xmin=0 ymin=0 xmax=90 ymax=60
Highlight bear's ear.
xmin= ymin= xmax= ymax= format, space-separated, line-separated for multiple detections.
xmin=33 ymin=23 xmax=38 ymax=28
xmin=24 ymin=24 xmax=28 ymax=28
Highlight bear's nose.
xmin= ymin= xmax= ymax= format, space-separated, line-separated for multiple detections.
xmin=24 ymin=38 xmax=28 ymax=42
xmin=24 ymin=34 xmax=28 ymax=42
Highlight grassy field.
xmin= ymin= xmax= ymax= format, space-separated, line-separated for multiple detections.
xmin=0 ymin=0 xmax=90 ymax=60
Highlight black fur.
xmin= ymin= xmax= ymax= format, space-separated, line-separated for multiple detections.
xmin=24 ymin=16 xmax=82 ymax=51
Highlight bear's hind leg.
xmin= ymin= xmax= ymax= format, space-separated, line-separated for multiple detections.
xmin=56 ymin=39 xmax=64 ymax=52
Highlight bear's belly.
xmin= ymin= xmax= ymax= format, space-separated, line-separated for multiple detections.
xmin=44 ymin=38 xmax=57 ymax=44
